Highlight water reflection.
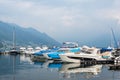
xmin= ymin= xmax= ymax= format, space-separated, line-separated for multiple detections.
xmin=20 ymin=55 xmax=33 ymax=64
xmin=32 ymin=59 xmax=103 ymax=79
xmin=33 ymin=60 xmax=62 ymax=70
xmin=0 ymin=54 xmax=119 ymax=80
xmin=59 ymin=63 xmax=102 ymax=79
xmin=0 ymin=54 xmax=18 ymax=80
xmin=0 ymin=55 xmax=19 ymax=75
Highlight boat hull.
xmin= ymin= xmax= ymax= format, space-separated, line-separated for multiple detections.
xmin=9 ymin=50 xmax=20 ymax=55
xmin=59 ymin=53 xmax=81 ymax=63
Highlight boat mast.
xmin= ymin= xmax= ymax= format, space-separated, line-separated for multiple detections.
xmin=13 ymin=26 xmax=16 ymax=50
xmin=111 ymin=28 xmax=118 ymax=48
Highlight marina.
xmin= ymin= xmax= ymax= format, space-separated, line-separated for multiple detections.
xmin=1 ymin=0 xmax=120 ymax=80
xmin=1 ymin=42 xmax=120 ymax=64
xmin=0 ymin=42 xmax=120 ymax=80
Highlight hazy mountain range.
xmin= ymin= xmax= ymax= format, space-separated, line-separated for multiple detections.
xmin=0 ymin=21 xmax=61 ymax=47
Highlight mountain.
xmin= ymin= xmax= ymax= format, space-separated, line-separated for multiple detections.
xmin=0 ymin=21 xmax=61 ymax=47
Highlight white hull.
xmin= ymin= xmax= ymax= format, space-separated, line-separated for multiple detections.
xmin=59 ymin=51 xmax=112 ymax=63
xmin=59 ymin=45 xmax=114 ymax=63
xmin=43 ymin=53 xmax=52 ymax=59
xmin=59 ymin=53 xmax=80 ymax=63
xmin=24 ymin=50 xmax=35 ymax=55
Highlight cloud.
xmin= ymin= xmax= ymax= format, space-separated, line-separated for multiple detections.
xmin=0 ymin=0 xmax=120 ymax=46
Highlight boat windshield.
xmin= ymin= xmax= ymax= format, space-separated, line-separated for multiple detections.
xmin=81 ymin=49 xmax=93 ymax=54
xmin=57 ymin=49 xmax=70 ymax=53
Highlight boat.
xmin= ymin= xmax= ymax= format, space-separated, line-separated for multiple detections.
xmin=62 ymin=42 xmax=78 ymax=48
xmin=19 ymin=47 xmax=26 ymax=53
xmin=59 ymin=52 xmax=80 ymax=63
xmin=9 ymin=27 xmax=20 ymax=55
xmin=32 ymin=47 xmax=59 ymax=60
xmin=59 ymin=46 xmax=113 ymax=63
xmin=41 ymin=45 xmax=48 ymax=50
xmin=24 ymin=46 xmax=35 ymax=55
xmin=34 ymin=47 xmax=59 ymax=56
xmin=21 ymin=46 xmax=42 ymax=55
xmin=43 ymin=47 xmax=80 ymax=60
xmin=34 ymin=47 xmax=42 ymax=53
xmin=9 ymin=48 xmax=20 ymax=55
xmin=43 ymin=42 xmax=80 ymax=59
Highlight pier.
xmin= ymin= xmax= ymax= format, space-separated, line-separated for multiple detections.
xmin=81 ymin=60 xmax=114 ymax=65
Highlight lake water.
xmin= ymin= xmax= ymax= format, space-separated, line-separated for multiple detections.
xmin=0 ymin=54 xmax=120 ymax=80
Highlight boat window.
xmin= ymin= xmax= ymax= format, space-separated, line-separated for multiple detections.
xmin=58 ymin=49 xmax=70 ymax=53
xmin=86 ymin=51 xmax=91 ymax=54
xmin=81 ymin=50 xmax=92 ymax=54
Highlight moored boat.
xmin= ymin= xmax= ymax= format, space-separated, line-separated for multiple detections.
xmin=43 ymin=47 xmax=80 ymax=60
xmin=43 ymin=42 xmax=80 ymax=60
xmin=59 ymin=46 xmax=113 ymax=63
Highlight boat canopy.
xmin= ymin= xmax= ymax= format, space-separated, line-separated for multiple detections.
xmin=100 ymin=48 xmax=113 ymax=53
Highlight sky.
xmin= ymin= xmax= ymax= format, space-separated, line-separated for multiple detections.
xmin=0 ymin=0 xmax=120 ymax=47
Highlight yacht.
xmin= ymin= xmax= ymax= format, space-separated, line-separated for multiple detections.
xmin=33 ymin=47 xmax=59 ymax=60
xmin=43 ymin=47 xmax=80 ymax=60
xmin=59 ymin=46 xmax=113 ymax=63
xmin=43 ymin=42 xmax=80 ymax=59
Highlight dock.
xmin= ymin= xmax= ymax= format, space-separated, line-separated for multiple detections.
xmin=81 ymin=60 xmax=114 ymax=65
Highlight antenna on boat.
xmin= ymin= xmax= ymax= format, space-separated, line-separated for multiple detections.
xmin=111 ymin=28 xmax=118 ymax=48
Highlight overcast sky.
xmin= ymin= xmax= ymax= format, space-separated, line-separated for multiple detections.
xmin=0 ymin=0 xmax=120 ymax=46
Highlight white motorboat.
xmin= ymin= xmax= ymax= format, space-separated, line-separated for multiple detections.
xmin=34 ymin=47 xmax=41 ymax=53
xmin=43 ymin=42 xmax=80 ymax=59
xmin=59 ymin=52 xmax=80 ymax=63
xmin=60 ymin=46 xmax=113 ymax=63
xmin=43 ymin=47 xmax=80 ymax=60
xmin=24 ymin=46 xmax=35 ymax=55
xmin=20 ymin=47 xmax=26 ymax=53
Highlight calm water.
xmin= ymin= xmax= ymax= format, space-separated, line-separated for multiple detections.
xmin=0 ymin=54 xmax=120 ymax=80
